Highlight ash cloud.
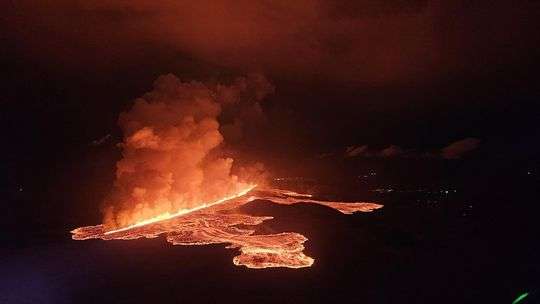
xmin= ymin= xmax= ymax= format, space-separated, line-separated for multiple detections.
xmin=103 ymin=74 xmax=271 ymax=229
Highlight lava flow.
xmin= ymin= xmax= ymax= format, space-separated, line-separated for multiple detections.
xmin=72 ymin=188 xmax=383 ymax=269
xmin=71 ymin=74 xmax=382 ymax=268
xmin=103 ymin=184 xmax=257 ymax=235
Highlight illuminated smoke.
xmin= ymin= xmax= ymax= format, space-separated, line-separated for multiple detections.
xmin=5 ymin=1 xmax=535 ymax=85
xmin=103 ymin=74 xmax=272 ymax=229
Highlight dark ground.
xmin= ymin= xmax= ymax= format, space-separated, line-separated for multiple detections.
xmin=1 ymin=143 xmax=539 ymax=304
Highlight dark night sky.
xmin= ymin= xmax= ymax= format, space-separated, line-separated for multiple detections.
xmin=2 ymin=1 xmax=539 ymax=158
xmin=0 ymin=1 xmax=539 ymax=214
xmin=1 ymin=2 xmax=540 ymax=303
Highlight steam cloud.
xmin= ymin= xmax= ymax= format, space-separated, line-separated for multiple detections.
xmin=103 ymin=74 xmax=272 ymax=229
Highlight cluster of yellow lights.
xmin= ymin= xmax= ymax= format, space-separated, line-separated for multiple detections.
xmin=104 ymin=184 xmax=257 ymax=235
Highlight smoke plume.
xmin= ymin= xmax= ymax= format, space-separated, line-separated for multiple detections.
xmin=103 ymin=74 xmax=272 ymax=229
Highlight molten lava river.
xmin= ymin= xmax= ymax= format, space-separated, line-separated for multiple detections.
xmin=72 ymin=188 xmax=383 ymax=269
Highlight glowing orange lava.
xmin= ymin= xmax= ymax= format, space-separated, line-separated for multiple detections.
xmin=72 ymin=188 xmax=383 ymax=269
xmin=103 ymin=185 xmax=257 ymax=235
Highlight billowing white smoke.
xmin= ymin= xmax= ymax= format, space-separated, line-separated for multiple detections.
xmin=103 ymin=74 xmax=272 ymax=229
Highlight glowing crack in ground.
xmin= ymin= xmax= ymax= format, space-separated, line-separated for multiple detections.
xmin=71 ymin=189 xmax=383 ymax=269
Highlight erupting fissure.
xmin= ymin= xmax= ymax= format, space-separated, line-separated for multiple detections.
xmin=71 ymin=74 xmax=383 ymax=269
xmin=72 ymin=188 xmax=383 ymax=269
xmin=100 ymin=73 xmax=272 ymax=230
xmin=104 ymin=184 xmax=257 ymax=235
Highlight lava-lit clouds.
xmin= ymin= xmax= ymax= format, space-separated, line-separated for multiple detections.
xmin=4 ymin=1 xmax=537 ymax=85
xmin=103 ymin=74 xmax=272 ymax=229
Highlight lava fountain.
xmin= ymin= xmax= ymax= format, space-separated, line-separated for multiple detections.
xmin=103 ymin=184 xmax=258 ymax=235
